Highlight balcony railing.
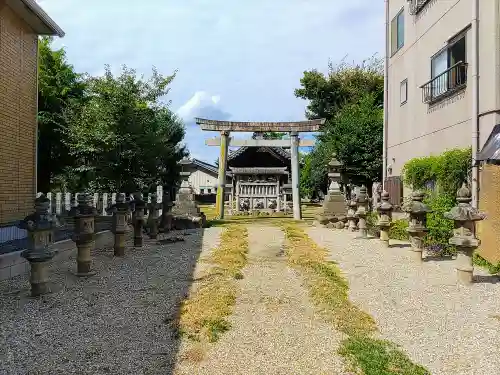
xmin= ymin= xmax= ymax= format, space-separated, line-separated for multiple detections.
xmin=420 ymin=61 xmax=468 ymax=104
xmin=408 ymin=0 xmax=431 ymax=15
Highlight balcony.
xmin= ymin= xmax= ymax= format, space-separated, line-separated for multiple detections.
xmin=408 ymin=0 xmax=432 ymax=15
xmin=420 ymin=61 xmax=468 ymax=104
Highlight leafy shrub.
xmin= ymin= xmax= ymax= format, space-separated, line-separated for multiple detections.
xmin=366 ymin=211 xmax=379 ymax=236
xmin=402 ymin=148 xmax=471 ymax=197
xmin=389 ymin=219 xmax=408 ymax=241
xmin=423 ymin=192 xmax=455 ymax=254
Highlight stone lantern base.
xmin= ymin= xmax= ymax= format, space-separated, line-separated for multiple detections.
xmin=21 ymin=250 xmax=55 ymax=297
xmin=455 ymin=247 xmax=475 ymax=284
xmin=408 ymin=234 xmax=425 ymax=262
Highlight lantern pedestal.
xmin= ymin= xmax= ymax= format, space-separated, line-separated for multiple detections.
xmin=408 ymin=234 xmax=425 ymax=262
xmin=455 ymin=247 xmax=474 ymax=284
xmin=22 ymin=250 xmax=54 ymax=296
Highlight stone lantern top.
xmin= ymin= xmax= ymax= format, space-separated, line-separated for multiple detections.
xmin=403 ymin=190 xmax=432 ymax=214
xmin=355 ymin=185 xmax=368 ymax=205
xmin=377 ymin=190 xmax=393 ymax=213
xmin=444 ymin=183 xmax=486 ymax=222
xmin=69 ymin=193 xmax=97 ymax=217
xmin=19 ymin=194 xmax=61 ymax=232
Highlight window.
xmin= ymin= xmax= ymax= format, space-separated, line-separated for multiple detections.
xmin=391 ymin=9 xmax=404 ymax=54
xmin=400 ymin=79 xmax=408 ymax=105
xmin=200 ymin=188 xmax=205 ymax=194
xmin=208 ymin=188 xmax=212 ymax=194
xmin=422 ymin=33 xmax=468 ymax=103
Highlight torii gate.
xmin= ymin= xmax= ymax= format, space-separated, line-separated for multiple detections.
xmin=195 ymin=118 xmax=325 ymax=220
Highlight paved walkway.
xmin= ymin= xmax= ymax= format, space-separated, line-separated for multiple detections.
xmin=175 ymin=225 xmax=347 ymax=375
xmin=307 ymin=227 xmax=500 ymax=375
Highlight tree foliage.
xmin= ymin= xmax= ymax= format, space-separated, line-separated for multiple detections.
xmin=295 ymin=57 xmax=384 ymax=193
xmin=62 ymin=65 xmax=187 ymax=192
xmin=37 ymin=37 xmax=87 ymax=192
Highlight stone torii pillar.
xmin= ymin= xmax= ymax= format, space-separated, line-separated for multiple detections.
xmin=290 ymin=131 xmax=301 ymax=220
xmin=216 ymin=131 xmax=230 ymax=219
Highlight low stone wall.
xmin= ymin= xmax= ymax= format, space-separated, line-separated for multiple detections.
xmin=0 ymin=230 xmax=120 ymax=281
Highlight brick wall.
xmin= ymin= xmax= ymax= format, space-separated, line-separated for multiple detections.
xmin=0 ymin=4 xmax=38 ymax=225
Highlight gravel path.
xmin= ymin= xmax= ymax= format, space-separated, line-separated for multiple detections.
xmin=307 ymin=227 xmax=500 ymax=375
xmin=0 ymin=227 xmax=222 ymax=375
xmin=175 ymin=225 xmax=348 ymax=375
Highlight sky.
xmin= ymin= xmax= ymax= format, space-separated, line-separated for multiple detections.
xmin=37 ymin=0 xmax=384 ymax=164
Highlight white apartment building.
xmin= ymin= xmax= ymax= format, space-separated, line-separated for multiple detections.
xmin=383 ymin=0 xmax=500 ymax=207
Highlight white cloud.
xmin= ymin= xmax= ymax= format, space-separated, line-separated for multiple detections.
xmin=176 ymin=91 xmax=228 ymax=122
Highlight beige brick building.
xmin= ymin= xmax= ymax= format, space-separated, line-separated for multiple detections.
xmin=0 ymin=0 xmax=63 ymax=237
xmin=384 ymin=0 xmax=500 ymax=262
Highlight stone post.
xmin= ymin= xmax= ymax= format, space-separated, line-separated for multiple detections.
xmin=147 ymin=193 xmax=161 ymax=239
xmin=404 ymin=191 xmax=432 ymax=262
xmin=18 ymin=194 xmax=61 ymax=296
xmin=346 ymin=199 xmax=358 ymax=231
xmin=444 ymin=184 xmax=486 ymax=285
xmin=290 ymin=131 xmax=302 ymax=220
xmin=70 ymin=193 xmax=98 ymax=276
xmin=376 ymin=190 xmax=393 ymax=247
xmin=109 ymin=193 xmax=130 ymax=256
xmin=216 ymin=131 xmax=230 ymax=219
xmin=130 ymin=192 xmax=146 ymax=247
xmin=355 ymin=186 xmax=369 ymax=238
xmin=161 ymin=190 xmax=174 ymax=232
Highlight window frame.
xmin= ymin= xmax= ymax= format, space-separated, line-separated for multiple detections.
xmin=391 ymin=8 xmax=405 ymax=55
xmin=400 ymin=79 xmax=408 ymax=105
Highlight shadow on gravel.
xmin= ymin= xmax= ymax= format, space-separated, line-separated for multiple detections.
xmin=0 ymin=229 xmax=207 ymax=375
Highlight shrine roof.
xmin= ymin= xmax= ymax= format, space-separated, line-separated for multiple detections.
xmin=229 ymin=167 xmax=288 ymax=175
xmin=227 ymin=146 xmax=291 ymax=162
xmin=195 ymin=118 xmax=325 ymax=132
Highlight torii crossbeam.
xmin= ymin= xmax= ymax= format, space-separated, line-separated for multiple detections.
xmin=195 ymin=117 xmax=325 ymax=220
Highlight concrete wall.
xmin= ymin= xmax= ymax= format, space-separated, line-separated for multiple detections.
xmin=0 ymin=3 xmax=38 ymax=225
xmin=0 ymin=230 xmax=119 ymax=281
xmin=386 ymin=0 xmax=500 ymax=177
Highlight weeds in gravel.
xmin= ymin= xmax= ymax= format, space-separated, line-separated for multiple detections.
xmin=178 ymin=225 xmax=248 ymax=345
xmin=282 ymin=223 xmax=430 ymax=375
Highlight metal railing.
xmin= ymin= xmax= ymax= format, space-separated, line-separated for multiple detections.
xmin=408 ymin=0 xmax=431 ymax=15
xmin=420 ymin=61 xmax=468 ymax=104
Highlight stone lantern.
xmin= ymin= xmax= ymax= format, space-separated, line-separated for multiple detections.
xmin=355 ymin=186 xmax=369 ymax=238
xmin=316 ymin=157 xmax=346 ymax=227
xmin=18 ymin=194 xmax=61 ymax=296
xmin=109 ymin=193 xmax=130 ymax=257
xmin=444 ymin=183 xmax=486 ymax=284
xmin=70 ymin=193 xmax=98 ymax=276
xmin=404 ymin=190 xmax=432 ymax=262
xmin=147 ymin=193 xmax=161 ymax=239
xmin=346 ymin=198 xmax=358 ymax=231
xmin=376 ymin=190 xmax=393 ymax=247
xmin=130 ymin=192 xmax=146 ymax=247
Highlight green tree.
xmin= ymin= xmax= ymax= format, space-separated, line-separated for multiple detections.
xmin=322 ymin=93 xmax=383 ymax=187
xmin=63 ymin=65 xmax=187 ymax=192
xmin=37 ymin=37 xmax=87 ymax=192
xmin=295 ymin=57 xmax=384 ymax=193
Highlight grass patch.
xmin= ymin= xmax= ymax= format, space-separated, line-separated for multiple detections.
xmin=339 ymin=336 xmax=430 ymax=375
xmin=179 ymin=225 xmax=248 ymax=345
xmin=282 ymin=222 xmax=430 ymax=375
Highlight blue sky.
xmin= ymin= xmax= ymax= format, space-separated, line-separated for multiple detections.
xmin=38 ymin=0 xmax=384 ymax=164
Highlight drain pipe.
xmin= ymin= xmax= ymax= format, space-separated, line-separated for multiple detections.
xmin=471 ymin=0 xmax=479 ymax=207
xmin=383 ymin=0 xmax=390 ymax=189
